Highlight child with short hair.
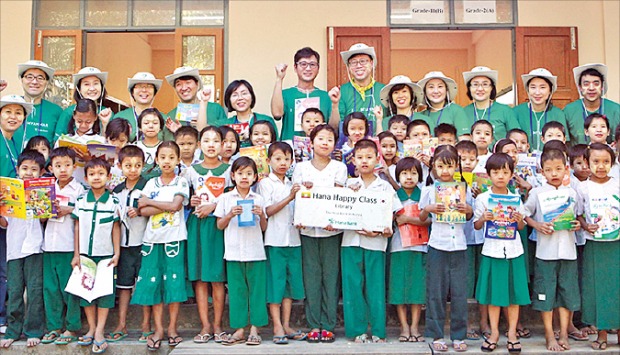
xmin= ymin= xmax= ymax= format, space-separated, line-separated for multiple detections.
xmin=41 ymin=147 xmax=84 ymax=345
xmin=71 ymin=157 xmax=121 ymax=353
xmin=105 ymin=117 xmax=131 ymax=190
xmin=26 ymin=135 xmax=53 ymax=177
xmin=569 ymin=144 xmax=591 ymax=183
xmin=471 ymin=120 xmax=494 ymax=172
xmin=541 ymin=121 xmax=566 ymax=144
xmin=0 ymin=150 xmax=46 ymax=348
xmin=107 ymin=145 xmax=152 ymax=344
xmin=434 ymin=123 xmax=457 ymax=146
xmin=406 ymin=119 xmax=432 ymax=171
xmin=387 ymin=115 xmax=409 ymax=155
xmin=174 ymin=126 xmax=200 ymax=175
xmin=377 ymin=131 xmax=399 ymax=189
xmin=300 ymin=108 xmax=325 ymax=137
xmin=136 ymin=108 xmax=164 ymax=180
xmin=524 ymin=148 xmax=581 ymax=352
xmin=257 ymin=142 xmax=306 ymax=344
xmin=389 ymin=157 xmax=430 ymax=343
xmin=507 ymin=128 xmax=530 ymax=154
xmin=219 ymin=126 xmax=240 ymax=165
xmin=249 ymin=120 xmax=277 ymax=147
xmin=583 ymin=113 xmax=610 ymax=145
xmin=341 ymin=112 xmax=369 ymax=153
xmin=215 ymin=157 xmax=268 ymax=345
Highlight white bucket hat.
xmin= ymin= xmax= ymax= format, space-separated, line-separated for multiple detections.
xmin=73 ymin=67 xmax=108 ymax=87
xmin=165 ymin=66 xmax=203 ymax=89
xmin=418 ymin=71 xmax=458 ymax=102
xmin=127 ymin=72 xmax=163 ymax=93
xmin=573 ymin=63 xmax=608 ymax=96
xmin=379 ymin=75 xmax=423 ymax=107
xmin=521 ymin=68 xmax=557 ymax=94
xmin=0 ymin=95 xmax=33 ymax=116
xmin=17 ymin=60 xmax=55 ymax=81
xmin=340 ymin=43 xmax=377 ymax=67
xmin=462 ymin=66 xmax=498 ymax=86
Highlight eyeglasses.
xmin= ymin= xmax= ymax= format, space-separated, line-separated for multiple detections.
xmin=348 ymin=59 xmax=371 ymax=67
xmin=23 ymin=74 xmax=47 ymax=82
xmin=470 ymin=82 xmax=491 ymax=89
xmin=581 ymin=80 xmax=602 ymax=88
xmin=296 ymin=61 xmax=319 ymax=69
xmin=231 ymin=91 xmax=252 ymax=99
xmin=134 ymin=84 xmax=154 ymax=91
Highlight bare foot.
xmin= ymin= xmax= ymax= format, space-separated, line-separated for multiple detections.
xmin=0 ymin=338 xmax=15 ymax=348
xmin=26 ymin=337 xmax=41 ymax=347
xmin=273 ymin=324 xmax=285 ymax=337
xmin=545 ymin=336 xmax=565 ymax=352
xmin=558 ymin=336 xmax=571 ymax=350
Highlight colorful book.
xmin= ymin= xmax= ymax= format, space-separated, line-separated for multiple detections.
xmin=87 ymin=143 xmax=117 ymax=164
xmin=237 ymin=199 xmax=255 ymax=227
xmin=473 ymin=172 xmax=493 ymax=193
xmin=195 ymin=176 xmax=226 ymax=205
xmin=515 ymin=153 xmax=537 ymax=180
xmin=588 ymin=182 xmax=620 ymax=240
xmin=343 ymin=148 xmax=357 ymax=177
xmin=294 ymin=97 xmax=320 ymax=132
xmin=293 ymin=135 xmax=312 ymax=163
xmin=396 ymin=203 xmax=429 ymax=246
xmin=64 ymin=256 xmax=114 ymax=303
xmin=454 ymin=172 xmax=474 ymax=187
xmin=175 ymin=103 xmax=200 ymax=124
xmin=0 ymin=177 xmax=56 ymax=219
xmin=403 ymin=138 xmax=438 ymax=158
xmin=57 ymin=135 xmax=113 ymax=167
xmin=49 ymin=194 xmax=70 ymax=223
xmin=239 ymin=145 xmax=270 ymax=181
xmin=485 ymin=193 xmax=520 ymax=240
xmin=434 ymin=181 xmax=467 ymax=223
xmin=538 ymin=189 xmax=576 ymax=231
xmin=228 ymin=122 xmax=249 ymax=136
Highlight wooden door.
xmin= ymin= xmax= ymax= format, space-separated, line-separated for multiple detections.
xmin=326 ymin=27 xmax=391 ymax=90
xmin=515 ymin=27 xmax=579 ymax=109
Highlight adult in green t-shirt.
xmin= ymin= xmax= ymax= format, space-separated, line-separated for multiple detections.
xmin=376 ymin=75 xmax=423 ymax=131
xmin=412 ymin=71 xmax=469 ymax=139
xmin=462 ymin=66 xmax=519 ymax=144
xmin=513 ymin=68 xmax=569 ymax=152
xmin=271 ymin=47 xmax=331 ymax=140
xmin=0 ymin=95 xmax=32 ymax=178
xmin=564 ymin=63 xmax=619 ymax=145
xmin=53 ymin=67 xmax=112 ymax=142
xmin=14 ymin=60 xmax=62 ymax=146
xmin=111 ymin=72 xmax=163 ymax=142
xmin=223 ymin=79 xmax=278 ymax=147
xmin=328 ymin=43 xmax=385 ymax=142
xmin=163 ymin=66 xmax=227 ymax=141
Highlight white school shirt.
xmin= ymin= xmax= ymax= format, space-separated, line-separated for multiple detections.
xmin=135 ymin=140 xmax=161 ymax=166
xmin=56 ymin=133 xmax=106 ymax=186
xmin=292 ymin=159 xmax=348 ymax=237
xmin=570 ymin=173 xmax=587 ymax=246
xmin=112 ymin=177 xmax=149 ymax=247
xmin=575 ymin=177 xmax=620 ymax=242
xmin=178 ymin=154 xmax=203 ymax=176
xmin=107 ymin=160 xmax=125 ymax=191
xmin=182 ymin=162 xmax=231 ymax=203
xmin=473 ymin=152 xmax=492 ymax=173
xmin=5 ymin=218 xmax=43 ymax=261
xmin=214 ymin=188 xmax=267 ymax=261
xmin=341 ymin=176 xmax=402 ymax=252
xmin=609 ymin=164 xmax=619 ymax=180
xmin=419 ymin=183 xmax=473 ymax=252
xmin=44 ymin=178 xmax=85 ymax=252
xmin=474 ymin=191 xmax=525 ymax=259
xmin=257 ymin=173 xmax=300 ymax=247
xmin=141 ymin=175 xmax=190 ymax=244
xmin=523 ymin=183 xmax=577 ymax=260
xmin=390 ymin=187 xmax=428 ymax=253
xmin=72 ymin=189 xmax=120 ymax=256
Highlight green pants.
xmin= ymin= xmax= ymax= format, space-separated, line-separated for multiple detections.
xmin=226 ymin=260 xmax=268 ymax=329
xmin=341 ymin=247 xmax=386 ymax=338
xmin=5 ymin=254 xmax=44 ymax=339
xmin=43 ymin=252 xmax=81 ymax=331
xmin=301 ymin=234 xmax=342 ymax=331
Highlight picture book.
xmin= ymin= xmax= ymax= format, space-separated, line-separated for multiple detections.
xmin=228 ymin=122 xmax=249 ymax=136
xmin=65 ymin=256 xmax=114 ymax=303
xmin=175 ymin=103 xmax=200 ymax=124
xmin=0 ymin=177 xmax=56 ymax=219
xmin=396 ymin=203 xmax=429 ymax=246
xmin=472 ymin=172 xmax=493 ymax=193
xmin=57 ymin=135 xmax=114 ymax=167
xmin=239 ymin=145 xmax=270 ymax=181
xmin=538 ymin=189 xmax=576 ymax=231
xmin=515 ymin=154 xmax=538 ymax=180
xmin=87 ymin=143 xmax=117 ymax=164
xmin=454 ymin=172 xmax=474 ymax=187
xmin=49 ymin=194 xmax=70 ymax=223
xmin=588 ymin=182 xmax=620 ymax=241
xmin=293 ymin=135 xmax=312 ymax=163
xmin=195 ymin=176 xmax=226 ymax=205
xmin=434 ymin=181 xmax=467 ymax=223
xmin=485 ymin=193 xmax=521 ymax=240
xmin=237 ymin=199 xmax=255 ymax=227
xmin=403 ymin=138 xmax=438 ymax=158
xmin=369 ymin=136 xmax=386 ymax=173
xmin=343 ymin=148 xmax=357 ymax=177
xmin=294 ymin=97 xmax=320 ymax=132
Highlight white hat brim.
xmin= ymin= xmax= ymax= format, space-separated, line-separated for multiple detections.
xmin=0 ymin=99 xmax=34 ymax=116
xmin=573 ymin=63 xmax=608 ymax=97
xmin=73 ymin=72 xmax=108 ymax=87
xmin=165 ymin=69 xmax=203 ymax=89
xmin=462 ymin=70 xmax=498 ymax=87
xmin=340 ymin=47 xmax=377 ymax=66
xmin=17 ymin=63 xmax=55 ymax=81
xmin=521 ymin=74 xmax=557 ymax=95
xmin=127 ymin=79 xmax=163 ymax=93
xmin=418 ymin=75 xmax=458 ymax=103
xmin=379 ymin=82 xmax=423 ymax=107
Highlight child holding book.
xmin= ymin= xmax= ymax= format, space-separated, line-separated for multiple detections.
xmin=105 ymin=118 xmax=131 ymax=190
xmin=583 ymin=113 xmax=610 ymax=145
xmin=71 ymin=157 xmax=121 ymax=354
xmin=135 ymin=108 xmax=164 ymax=180
xmin=575 ymin=143 xmax=619 ymax=350
xmin=219 ymin=126 xmax=240 ymax=165
xmin=257 ymin=142 xmax=306 ymax=345
xmin=0 ymin=150 xmax=46 ymax=348
xmin=292 ymin=124 xmax=347 ymax=343
xmin=25 ymin=136 xmax=53 ymax=177
xmin=185 ymin=127 xmax=231 ymax=344
xmin=419 ymin=144 xmax=473 ymax=352
xmin=215 ymin=157 xmax=268 ymax=346
xmin=389 ymin=157 xmax=430 ymax=343
xmin=406 ymin=119 xmax=432 ymax=174
xmin=472 ymin=120 xmax=494 ymax=172
xmin=473 ymin=153 xmax=529 ymax=353
xmin=386 ymin=115 xmax=409 ymax=156
xmin=41 ymin=148 xmax=84 ymax=345
xmin=377 ymin=131 xmax=399 ymax=189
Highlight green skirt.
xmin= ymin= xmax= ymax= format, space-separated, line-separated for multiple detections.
xmin=186 ymin=214 xmax=226 ymax=282
xmin=475 ymin=254 xmax=530 ymax=307
xmin=581 ymin=241 xmax=620 ymax=329
xmin=388 ymin=251 xmax=426 ymax=305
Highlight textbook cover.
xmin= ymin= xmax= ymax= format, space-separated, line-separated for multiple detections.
xmin=175 ymin=103 xmax=200 ymax=124
xmin=239 ymin=145 xmax=270 ymax=181
xmin=65 ymin=256 xmax=114 ymax=303
xmin=195 ymin=176 xmax=226 ymax=205
xmin=293 ymin=135 xmax=312 ymax=163
xmin=485 ymin=193 xmax=520 ymax=240
xmin=588 ymin=182 xmax=620 ymax=241
xmin=434 ymin=181 xmax=467 ymax=223
xmin=538 ymin=189 xmax=576 ymax=231
xmin=0 ymin=177 xmax=56 ymax=219
xmin=515 ymin=153 xmax=538 ymax=180
xmin=396 ymin=203 xmax=429 ymax=246
xmin=237 ymin=199 xmax=255 ymax=227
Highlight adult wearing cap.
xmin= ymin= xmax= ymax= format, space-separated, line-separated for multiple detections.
xmin=328 ymin=43 xmax=385 ymax=141
xmin=564 ymin=63 xmax=619 ymax=145
xmin=111 ymin=72 xmax=163 ymax=142
xmin=1 ymin=95 xmax=32 ymax=178
xmin=14 ymin=60 xmax=63 ymax=144
xmin=53 ymin=67 xmax=111 ymax=142
xmin=163 ymin=66 xmax=227 ymax=141
xmin=514 ymin=68 xmax=568 ymax=152
xmin=412 ymin=71 xmax=469 ymax=140
xmin=376 ymin=75 xmax=422 ymax=131
xmin=271 ymin=47 xmax=332 ymax=140
xmin=462 ymin=66 xmax=519 ymax=143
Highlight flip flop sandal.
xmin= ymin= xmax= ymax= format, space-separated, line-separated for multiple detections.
xmin=307 ymin=331 xmax=320 ymax=343
xmin=139 ymin=331 xmax=154 ymax=343
xmin=320 ymin=330 xmax=335 ymax=343
xmin=371 ymin=335 xmax=385 ymax=343
xmin=591 ymin=340 xmax=608 ymax=350
xmin=516 ymin=328 xmax=531 ymax=338
xmin=285 ymin=330 xmax=307 ymax=340
xmin=409 ymin=334 xmax=425 ymax=342
xmin=147 ymin=338 xmax=162 ymax=352
xmin=507 ymin=340 xmax=522 ymax=354
xmin=222 ymin=336 xmax=245 ymax=346
xmin=467 ymin=330 xmax=481 ymax=340
xmin=398 ymin=335 xmax=410 ymax=342
xmin=92 ymin=339 xmax=107 ymax=354
xmin=193 ymin=333 xmax=212 ymax=343
xmin=432 ymin=340 xmax=448 ymax=352
xmin=273 ymin=335 xmax=288 ymax=345
xmin=41 ymin=330 xmax=61 ymax=344
xmin=568 ymin=330 xmax=589 ymax=341
xmin=214 ymin=332 xmax=228 ymax=343
xmin=77 ymin=335 xmax=94 ymax=346
xmin=106 ymin=331 xmax=128 ymax=342
xmin=246 ymin=334 xmax=261 ymax=345
xmin=168 ymin=335 xmax=183 ymax=346
xmin=481 ymin=339 xmax=497 ymax=352
xmin=354 ymin=334 xmax=368 ymax=343
xmin=453 ymin=340 xmax=468 ymax=352
xmin=54 ymin=335 xmax=77 ymax=345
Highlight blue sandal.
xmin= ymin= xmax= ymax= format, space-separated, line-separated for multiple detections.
xmin=77 ymin=335 xmax=94 ymax=346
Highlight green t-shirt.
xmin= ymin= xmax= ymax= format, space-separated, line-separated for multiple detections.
xmin=513 ymin=102 xmax=568 ymax=152
xmin=14 ymin=99 xmax=62 ymax=145
xmin=0 ymin=133 xmax=24 ymax=178
xmin=338 ymin=81 xmax=385 ymax=125
xmin=164 ymin=102 xmax=227 ymax=141
xmin=563 ymin=98 xmax=619 ymax=145
xmin=462 ymin=102 xmax=519 ymax=143
xmin=412 ymin=103 xmax=469 ymax=137
xmin=227 ymin=112 xmax=279 ymax=147
xmin=280 ymin=87 xmax=332 ymax=141
xmin=54 ymin=104 xmax=108 ymax=143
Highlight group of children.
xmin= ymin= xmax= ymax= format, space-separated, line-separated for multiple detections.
xmin=0 ymin=90 xmax=619 ymax=354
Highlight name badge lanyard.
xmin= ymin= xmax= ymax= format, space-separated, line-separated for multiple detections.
xmin=529 ymin=105 xmax=547 ymax=151
xmin=425 ymin=105 xmax=445 ymax=127
xmin=2 ymin=133 xmax=19 ymax=176
xmin=581 ymin=99 xmax=603 ymax=121
xmin=474 ymin=102 xmax=492 ymax=122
